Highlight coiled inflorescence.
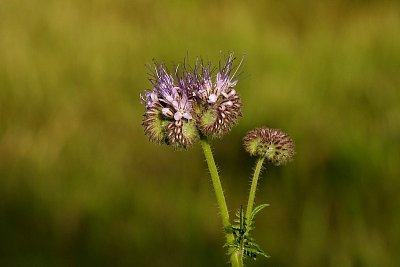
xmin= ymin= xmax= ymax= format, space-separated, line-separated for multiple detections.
xmin=186 ymin=54 xmax=242 ymax=138
xmin=140 ymin=53 xmax=242 ymax=149
xmin=141 ymin=63 xmax=199 ymax=149
xmin=243 ymin=128 xmax=295 ymax=165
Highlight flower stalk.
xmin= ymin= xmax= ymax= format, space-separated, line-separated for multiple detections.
xmin=200 ymin=137 xmax=232 ymax=237
xmin=230 ymin=250 xmax=244 ymax=267
xmin=200 ymin=137 xmax=243 ymax=267
xmin=246 ymin=157 xmax=265 ymax=226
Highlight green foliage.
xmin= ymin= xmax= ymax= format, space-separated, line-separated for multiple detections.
xmin=225 ymin=205 xmax=270 ymax=261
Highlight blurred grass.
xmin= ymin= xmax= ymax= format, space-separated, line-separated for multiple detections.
xmin=1 ymin=0 xmax=400 ymax=266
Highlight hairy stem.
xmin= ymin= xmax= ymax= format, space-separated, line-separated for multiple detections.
xmin=200 ymin=137 xmax=242 ymax=267
xmin=230 ymin=250 xmax=243 ymax=267
xmin=246 ymin=157 xmax=265 ymax=225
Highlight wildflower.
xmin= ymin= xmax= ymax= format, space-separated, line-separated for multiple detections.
xmin=243 ymin=128 xmax=295 ymax=165
xmin=186 ymin=53 xmax=242 ymax=138
xmin=141 ymin=63 xmax=199 ymax=149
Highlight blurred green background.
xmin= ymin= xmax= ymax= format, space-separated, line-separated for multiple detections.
xmin=1 ymin=0 xmax=400 ymax=266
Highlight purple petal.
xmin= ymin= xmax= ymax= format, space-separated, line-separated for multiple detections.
xmin=183 ymin=112 xmax=193 ymax=120
xmin=174 ymin=111 xmax=183 ymax=121
xmin=162 ymin=108 xmax=173 ymax=117
xmin=208 ymin=94 xmax=217 ymax=104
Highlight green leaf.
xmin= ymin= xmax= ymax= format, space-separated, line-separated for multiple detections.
xmin=226 ymin=205 xmax=270 ymax=262
xmin=250 ymin=203 xmax=269 ymax=224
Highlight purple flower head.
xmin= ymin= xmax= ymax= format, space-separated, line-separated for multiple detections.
xmin=140 ymin=62 xmax=199 ymax=149
xmin=142 ymin=63 xmax=193 ymax=122
xmin=140 ymin=54 xmax=242 ymax=145
xmin=195 ymin=53 xmax=241 ymax=105
xmin=187 ymin=53 xmax=243 ymax=138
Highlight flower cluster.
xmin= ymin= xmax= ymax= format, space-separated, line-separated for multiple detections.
xmin=140 ymin=53 xmax=242 ymax=149
xmin=140 ymin=53 xmax=296 ymax=266
xmin=243 ymin=128 xmax=295 ymax=165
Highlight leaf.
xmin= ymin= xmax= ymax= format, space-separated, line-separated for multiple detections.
xmin=225 ymin=205 xmax=270 ymax=262
xmin=245 ymin=245 xmax=269 ymax=259
xmin=250 ymin=203 xmax=269 ymax=225
xmin=251 ymin=203 xmax=269 ymax=217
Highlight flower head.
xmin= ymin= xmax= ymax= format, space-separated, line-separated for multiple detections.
xmin=140 ymin=53 xmax=243 ymax=147
xmin=186 ymin=53 xmax=242 ymax=138
xmin=243 ymin=128 xmax=295 ymax=166
xmin=141 ymin=63 xmax=199 ymax=149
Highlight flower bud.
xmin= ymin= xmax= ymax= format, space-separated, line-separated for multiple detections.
xmin=243 ymin=128 xmax=295 ymax=166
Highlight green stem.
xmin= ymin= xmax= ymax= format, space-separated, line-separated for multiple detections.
xmin=246 ymin=157 xmax=265 ymax=225
xmin=200 ymin=137 xmax=242 ymax=267
xmin=230 ymin=250 xmax=243 ymax=267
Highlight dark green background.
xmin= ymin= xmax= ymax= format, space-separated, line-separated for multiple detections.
xmin=1 ymin=0 xmax=399 ymax=266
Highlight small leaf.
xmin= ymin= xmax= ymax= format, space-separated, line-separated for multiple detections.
xmin=251 ymin=203 xmax=269 ymax=217
xmin=227 ymin=204 xmax=270 ymax=262
xmin=250 ymin=203 xmax=269 ymax=224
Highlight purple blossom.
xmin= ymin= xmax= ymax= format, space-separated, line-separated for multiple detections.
xmin=178 ymin=53 xmax=242 ymax=138
xmin=140 ymin=53 xmax=243 ymax=141
xmin=141 ymin=63 xmax=193 ymax=121
xmin=192 ymin=53 xmax=242 ymax=105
